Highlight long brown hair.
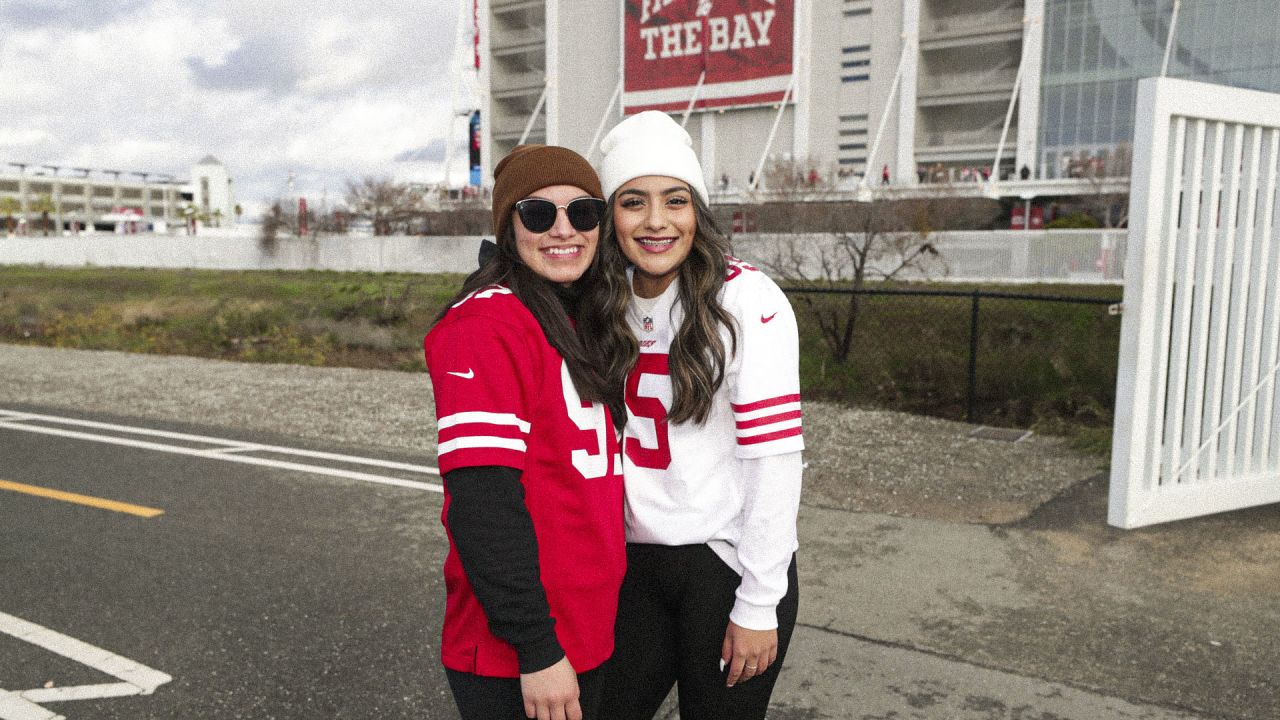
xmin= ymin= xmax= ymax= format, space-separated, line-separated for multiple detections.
xmin=435 ymin=226 xmax=621 ymax=417
xmin=587 ymin=190 xmax=736 ymax=425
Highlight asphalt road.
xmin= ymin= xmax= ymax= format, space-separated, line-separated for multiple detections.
xmin=3 ymin=399 xmax=1272 ymax=720
xmin=0 ymin=410 xmax=454 ymax=720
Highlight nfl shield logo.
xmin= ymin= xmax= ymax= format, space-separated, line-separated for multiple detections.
xmin=642 ymin=316 xmax=654 ymax=332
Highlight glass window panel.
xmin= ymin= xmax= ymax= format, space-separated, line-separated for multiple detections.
xmin=1097 ymin=81 xmax=1115 ymax=130
xmin=1037 ymin=0 xmax=1280 ymax=167
xmin=1064 ymin=18 xmax=1080 ymax=74
xmin=1048 ymin=21 xmax=1066 ymax=73
xmin=1078 ymin=86 xmax=1098 ymax=138
xmin=1062 ymin=84 xmax=1080 ymax=130
xmin=1083 ymin=23 xmax=1100 ymax=74
xmin=1099 ymin=34 xmax=1118 ymax=70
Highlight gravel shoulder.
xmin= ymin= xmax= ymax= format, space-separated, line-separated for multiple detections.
xmin=0 ymin=343 xmax=1101 ymax=524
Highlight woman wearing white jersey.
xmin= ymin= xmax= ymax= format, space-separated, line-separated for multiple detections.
xmin=590 ymin=111 xmax=804 ymax=720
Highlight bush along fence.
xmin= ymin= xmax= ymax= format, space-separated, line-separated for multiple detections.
xmin=781 ymin=286 xmax=1124 ymax=432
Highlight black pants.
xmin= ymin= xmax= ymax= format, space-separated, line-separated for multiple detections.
xmin=446 ymin=665 xmax=604 ymax=720
xmin=599 ymin=543 xmax=800 ymax=720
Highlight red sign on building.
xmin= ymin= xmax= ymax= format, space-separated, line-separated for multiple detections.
xmin=622 ymin=0 xmax=794 ymax=114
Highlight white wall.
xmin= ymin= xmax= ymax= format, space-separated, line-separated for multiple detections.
xmin=1 ymin=229 xmax=1126 ymax=284
xmin=0 ymin=233 xmax=484 ymax=275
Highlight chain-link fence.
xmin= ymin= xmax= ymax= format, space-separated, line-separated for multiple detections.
xmin=783 ymin=286 xmax=1123 ymax=431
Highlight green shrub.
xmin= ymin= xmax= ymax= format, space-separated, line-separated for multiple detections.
xmin=1046 ymin=212 xmax=1101 ymax=229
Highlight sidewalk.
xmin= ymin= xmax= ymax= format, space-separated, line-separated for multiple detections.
xmin=0 ymin=344 xmax=1275 ymax=719
xmin=763 ymin=482 xmax=1279 ymax=719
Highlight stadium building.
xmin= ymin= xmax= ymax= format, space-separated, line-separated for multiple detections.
xmin=470 ymin=0 xmax=1280 ymax=199
xmin=0 ymin=156 xmax=236 ymax=232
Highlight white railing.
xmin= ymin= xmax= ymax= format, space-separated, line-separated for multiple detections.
xmin=1109 ymin=77 xmax=1280 ymax=529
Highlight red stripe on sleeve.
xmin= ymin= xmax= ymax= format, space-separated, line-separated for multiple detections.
xmin=735 ymin=409 xmax=803 ymax=430
xmin=731 ymin=394 xmax=802 ymax=414
xmin=737 ymin=427 xmax=804 ymax=445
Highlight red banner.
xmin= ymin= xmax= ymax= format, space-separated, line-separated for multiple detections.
xmin=622 ymin=0 xmax=793 ymax=114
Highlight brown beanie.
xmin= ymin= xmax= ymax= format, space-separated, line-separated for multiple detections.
xmin=492 ymin=144 xmax=603 ymax=242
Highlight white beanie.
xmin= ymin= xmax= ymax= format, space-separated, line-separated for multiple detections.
xmin=599 ymin=110 xmax=709 ymax=203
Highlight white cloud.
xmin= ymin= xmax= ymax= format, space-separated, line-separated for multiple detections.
xmin=0 ymin=128 xmax=52 ymax=147
xmin=0 ymin=0 xmax=471 ymax=208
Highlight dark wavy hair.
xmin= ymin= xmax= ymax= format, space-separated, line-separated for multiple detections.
xmin=434 ymin=225 xmax=622 ymax=419
xmin=584 ymin=190 xmax=736 ymax=425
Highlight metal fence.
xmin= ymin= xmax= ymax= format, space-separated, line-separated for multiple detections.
xmin=782 ymin=286 xmax=1123 ymax=428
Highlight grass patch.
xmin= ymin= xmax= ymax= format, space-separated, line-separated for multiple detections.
xmin=0 ymin=267 xmax=1120 ymax=455
xmin=0 ymin=267 xmax=462 ymax=370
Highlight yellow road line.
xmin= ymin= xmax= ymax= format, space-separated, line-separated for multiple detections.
xmin=0 ymin=479 xmax=164 ymax=518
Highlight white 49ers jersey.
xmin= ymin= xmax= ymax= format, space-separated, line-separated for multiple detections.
xmin=622 ymin=258 xmax=804 ymax=550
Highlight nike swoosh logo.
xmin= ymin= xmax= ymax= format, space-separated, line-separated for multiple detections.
xmin=446 ymin=369 xmax=475 ymax=379
xmin=761 ymin=312 xmax=778 ymax=324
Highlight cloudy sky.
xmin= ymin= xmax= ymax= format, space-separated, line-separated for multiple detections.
xmin=0 ymin=0 xmax=471 ymax=214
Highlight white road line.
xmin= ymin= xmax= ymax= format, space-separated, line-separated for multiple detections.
xmin=0 ymin=408 xmax=442 ymax=494
xmin=0 ymin=409 xmax=439 ymax=474
xmin=0 ymin=691 xmax=59 ymax=720
xmin=0 ymin=611 xmax=172 ymax=720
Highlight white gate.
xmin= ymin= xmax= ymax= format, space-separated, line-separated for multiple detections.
xmin=1109 ymin=77 xmax=1280 ymax=529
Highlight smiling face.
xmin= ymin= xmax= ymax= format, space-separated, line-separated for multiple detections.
xmin=512 ymin=184 xmax=599 ymax=285
xmin=612 ymin=175 xmax=697 ymax=298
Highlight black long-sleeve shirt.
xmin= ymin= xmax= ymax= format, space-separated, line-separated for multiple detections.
xmin=443 ymin=465 xmax=564 ymax=673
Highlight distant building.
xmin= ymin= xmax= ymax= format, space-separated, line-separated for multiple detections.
xmin=0 ymin=157 xmax=236 ymax=232
xmin=191 ymin=155 xmax=237 ymax=224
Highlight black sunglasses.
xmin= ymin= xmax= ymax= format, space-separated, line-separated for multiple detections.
xmin=514 ymin=197 xmax=607 ymax=233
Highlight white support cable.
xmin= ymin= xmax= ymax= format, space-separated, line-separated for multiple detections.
xmin=860 ymin=41 xmax=911 ymax=193
xmin=588 ymin=80 xmax=623 ymax=160
xmin=681 ymin=71 xmax=707 ymax=128
xmin=749 ymin=75 xmax=797 ymax=192
xmin=988 ymin=48 xmax=1027 ymax=190
xmin=519 ymin=84 xmax=549 ymax=145
xmin=1160 ymin=0 xmax=1183 ymax=77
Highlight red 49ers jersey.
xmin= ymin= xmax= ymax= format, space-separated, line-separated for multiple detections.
xmin=623 ymin=259 xmax=804 ymax=546
xmin=423 ymin=284 xmax=625 ymax=677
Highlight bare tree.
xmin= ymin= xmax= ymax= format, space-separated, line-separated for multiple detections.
xmin=31 ymin=193 xmax=55 ymax=236
xmin=763 ymin=197 xmax=948 ymax=362
xmin=345 ymin=177 xmax=421 ymax=236
xmin=1081 ymin=142 xmax=1132 ymax=228
xmin=258 ymin=201 xmax=293 ymax=249
xmin=0 ymin=197 xmax=19 ymax=235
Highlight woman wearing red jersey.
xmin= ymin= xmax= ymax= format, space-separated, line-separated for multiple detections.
xmin=591 ymin=111 xmax=804 ymax=720
xmin=423 ymin=145 xmax=629 ymax=720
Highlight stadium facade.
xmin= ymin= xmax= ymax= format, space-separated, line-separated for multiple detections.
xmin=475 ymin=0 xmax=1280 ymax=195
